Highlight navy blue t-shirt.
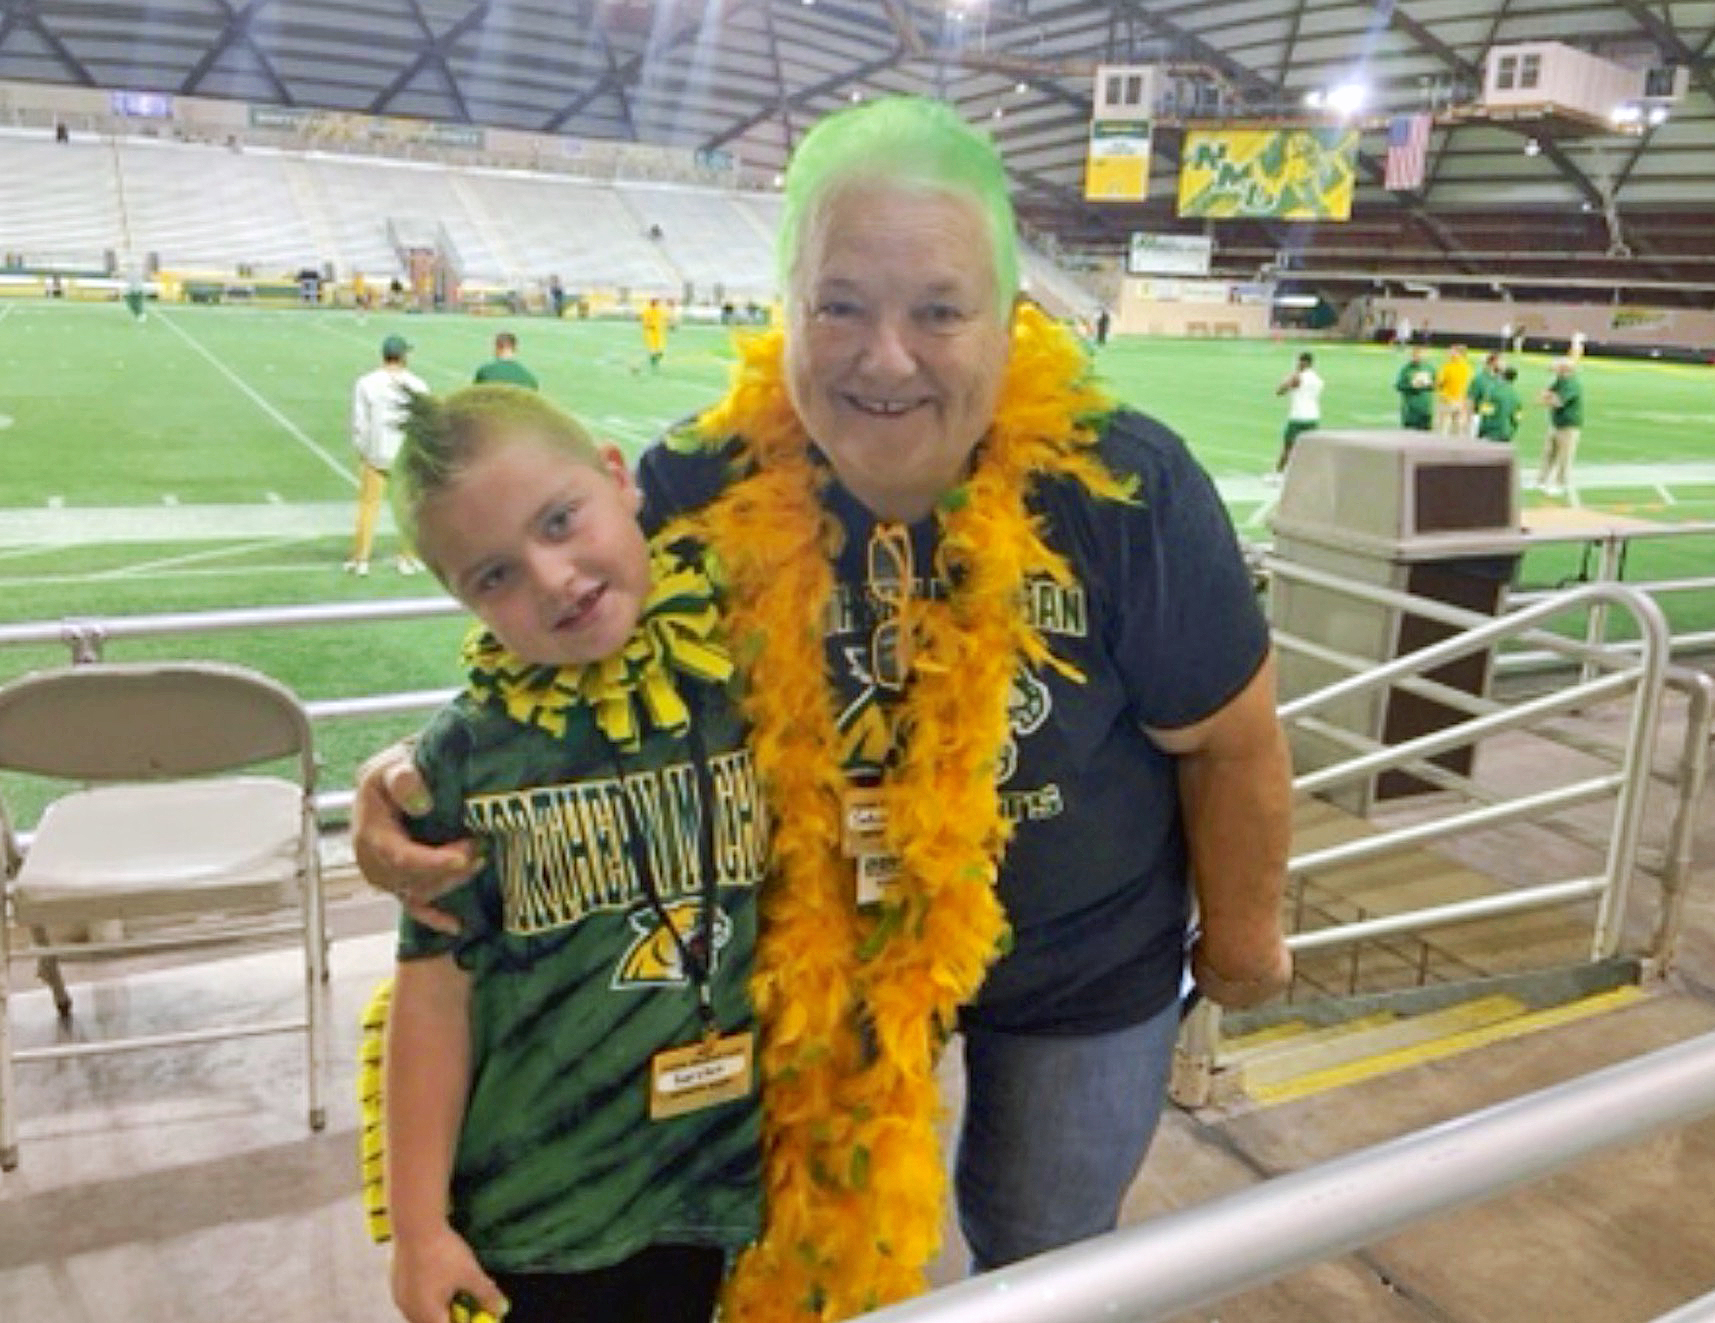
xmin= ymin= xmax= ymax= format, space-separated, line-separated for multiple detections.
xmin=639 ymin=409 xmax=1269 ymax=1033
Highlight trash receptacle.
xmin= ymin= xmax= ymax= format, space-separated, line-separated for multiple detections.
xmin=1269 ymin=429 xmax=1522 ymax=815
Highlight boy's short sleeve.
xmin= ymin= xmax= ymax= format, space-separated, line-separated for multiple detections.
xmin=394 ymin=702 xmax=495 ymax=964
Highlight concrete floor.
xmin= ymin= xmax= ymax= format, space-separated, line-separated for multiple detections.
xmin=3 ymin=695 xmax=1712 ymax=1323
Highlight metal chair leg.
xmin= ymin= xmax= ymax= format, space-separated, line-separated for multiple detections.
xmin=303 ymin=858 xmax=329 ymax=1134
xmin=32 ymin=927 xmax=71 ymax=1018
xmin=1 ymin=915 xmax=18 ymax=1169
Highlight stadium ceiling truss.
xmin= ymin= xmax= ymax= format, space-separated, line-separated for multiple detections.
xmin=1 ymin=0 xmax=1712 ymax=287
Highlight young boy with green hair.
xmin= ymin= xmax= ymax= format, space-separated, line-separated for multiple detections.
xmin=371 ymin=384 xmax=764 ymax=1323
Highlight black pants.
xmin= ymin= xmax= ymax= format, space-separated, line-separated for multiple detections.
xmin=492 ymin=1243 xmax=725 ymax=1323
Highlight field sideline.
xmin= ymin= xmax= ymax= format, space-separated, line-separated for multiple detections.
xmin=2 ymin=299 xmax=1712 ymax=801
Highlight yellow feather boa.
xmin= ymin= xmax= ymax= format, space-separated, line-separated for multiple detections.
xmin=673 ymin=303 xmax=1133 ymax=1320
xmin=459 ymin=543 xmax=733 ymax=752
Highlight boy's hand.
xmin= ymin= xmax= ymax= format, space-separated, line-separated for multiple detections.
xmin=391 ymin=1224 xmax=508 ymax=1323
xmin=353 ymin=742 xmax=482 ymax=935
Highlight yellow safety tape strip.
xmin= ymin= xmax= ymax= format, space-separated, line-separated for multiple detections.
xmin=1246 ymin=985 xmax=1645 ymax=1107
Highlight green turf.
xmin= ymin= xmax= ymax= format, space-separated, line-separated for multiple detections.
xmin=1 ymin=301 xmax=1711 ymax=817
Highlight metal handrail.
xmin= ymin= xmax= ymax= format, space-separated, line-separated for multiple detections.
xmin=0 ymin=574 xmax=1697 ymax=970
xmin=1653 ymin=1288 xmax=1715 ymax=1323
xmin=1166 ymin=559 xmax=1704 ymax=1104
xmin=1264 ymin=568 xmax=1670 ymax=964
xmin=1268 ymin=562 xmax=1669 ymax=685
xmin=861 ymin=1031 xmax=1715 ymax=1323
xmin=0 ymin=595 xmax=461 ymax=650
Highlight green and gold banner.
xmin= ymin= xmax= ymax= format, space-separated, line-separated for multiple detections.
xmin=1176 ymin=128 xmax=1357 ymax=220
xmin=1084 ymin=119 xmax=1153 ymax=201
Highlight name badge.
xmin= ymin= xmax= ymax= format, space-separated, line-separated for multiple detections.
xmin=855 ymin=851 xmax=901 ymax=906
xmin=842 ymin=785 xmax=888 ymax=857
xmin=649 ymin=1029 xmax=755 ymax=1121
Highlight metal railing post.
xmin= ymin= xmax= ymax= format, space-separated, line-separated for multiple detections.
xmin=1581 ymin=533 xmax=1626 ymax=684
xmin=1591 ymin=588 xmax=1670 ymax=959
xmin=60 ymin=619 xmax=105 ymax=663
xmin=1649 ymin=669 xmax=1715 ymax=968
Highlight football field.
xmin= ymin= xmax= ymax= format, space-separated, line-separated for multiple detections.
xmin=2 ymin=299 xmax=1712 ymax=797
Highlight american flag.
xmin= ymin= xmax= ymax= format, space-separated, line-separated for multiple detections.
xmin=1385 ymin=113 xmax=1432 ymax=191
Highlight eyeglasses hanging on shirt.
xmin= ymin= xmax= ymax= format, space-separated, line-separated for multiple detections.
xmin=867 ymin=522 xmax=914 ymax=693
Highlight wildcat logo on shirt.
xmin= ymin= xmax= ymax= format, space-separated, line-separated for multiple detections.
xmin=995 ymin=668 xmax=1053 ymax=784
xmin=613 ymin=898 xmax=734 ymax=989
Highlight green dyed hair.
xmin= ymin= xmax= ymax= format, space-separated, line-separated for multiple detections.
xmin=777 ymin=96 xmax=1018 ymax=310
xmin=392 ymin=384 xmax=601 ymax=555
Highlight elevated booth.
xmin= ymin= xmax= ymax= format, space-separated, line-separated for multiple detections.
xmin=1269 ymin=430 xmax=1522 ymax=816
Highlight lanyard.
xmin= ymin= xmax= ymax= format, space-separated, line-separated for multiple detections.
xmin=607 ymin=694 xmax=721 ymax=1034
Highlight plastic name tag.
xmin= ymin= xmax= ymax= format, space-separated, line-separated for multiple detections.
xmin=855 ymin=851 xmax=901 ymax=906
xmin=649 ymin=1030 xmax=755 ymax=1121
xmin=842 ymin=785 xmax=888 ymax=857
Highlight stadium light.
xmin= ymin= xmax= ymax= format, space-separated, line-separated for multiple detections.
xmin=1647 ymin=105 xmax=1670 ymax=126
xmin=1610 ymin=103 xmax=1643 ymax=126
xmin=1325 ymin=81 xmax=1368 ymax=117
xmin=1303 ymin=89 xmax=1325 ymax=109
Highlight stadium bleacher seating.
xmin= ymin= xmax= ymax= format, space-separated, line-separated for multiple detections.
xmin=0 ymin=132 xmax=1098 ymax=315
xmin=120 ymin=139 xmax=319 ymax=272
xmin=616 ymin=182 xmax=777 ymax=300
xmin=0 ymin=134 xmax=126 ymax=268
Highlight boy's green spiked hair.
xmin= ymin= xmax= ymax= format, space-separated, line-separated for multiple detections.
xmin=391 ymin=384 xmax=601 ymax=553
xmin=776 ymin=96 xmax=1019 ymax=310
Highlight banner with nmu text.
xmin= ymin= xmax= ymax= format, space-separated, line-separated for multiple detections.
xmin=1177 ymin=128 xmax=1358 ymax=220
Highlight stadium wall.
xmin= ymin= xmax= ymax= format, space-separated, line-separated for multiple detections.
xmin=1115 ymin=280 xmax=1269 ymax=337
xmin=1371 ymin=295 xmax=1715 ymax=354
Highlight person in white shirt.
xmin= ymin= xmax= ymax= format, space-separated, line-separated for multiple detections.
xmin=1270 ymin=351 xmax=1323 ymax=483
xmin=347 ymin=334 xmax=429 ymax=576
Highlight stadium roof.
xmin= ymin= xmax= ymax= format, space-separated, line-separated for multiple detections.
xmin=2 ymin=0 xmax=1712 ymax=290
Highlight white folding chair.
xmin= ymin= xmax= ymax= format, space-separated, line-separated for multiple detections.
xmin=0 ymin=661 xmax=328 ymax=1170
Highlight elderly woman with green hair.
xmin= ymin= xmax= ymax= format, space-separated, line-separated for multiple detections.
xmin=354 ymin=96 xmax=1291 ymax=1321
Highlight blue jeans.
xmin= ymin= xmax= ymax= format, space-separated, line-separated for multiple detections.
xmin=954 ymin=998 xmax=1181 ymax=1271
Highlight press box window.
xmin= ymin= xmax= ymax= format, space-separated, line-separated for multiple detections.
xmin=1104 ymin=73 xmax=1146 ymax=107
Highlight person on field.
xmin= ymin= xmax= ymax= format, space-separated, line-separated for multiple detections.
xmin=347 ymin=334 xmax=428 ymax=577
xmin=1270 ymin=351 xmax=1322 ymax=482
xmin=472 ymin=331 xmax=539 ymax=390
xmin=1395 ymin=345 xmax=1434 ymax=430
xmin=1533 ymin=358 xmax=1584 ymax=497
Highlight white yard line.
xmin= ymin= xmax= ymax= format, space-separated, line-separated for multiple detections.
xmin=94 ymin=536 xmax=310 ymax=580
xmin=155 ymin=311 xmax=358 ymax=488
xmin=598 ymin=414 xmax=656 ymax=443
xmin=0 ymin=560 xmax=392 ymax=590
xmin=0 ymin=499 xmax=364 ymax=547
xmin=0 ymin=541 xmax=67 ymax=564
